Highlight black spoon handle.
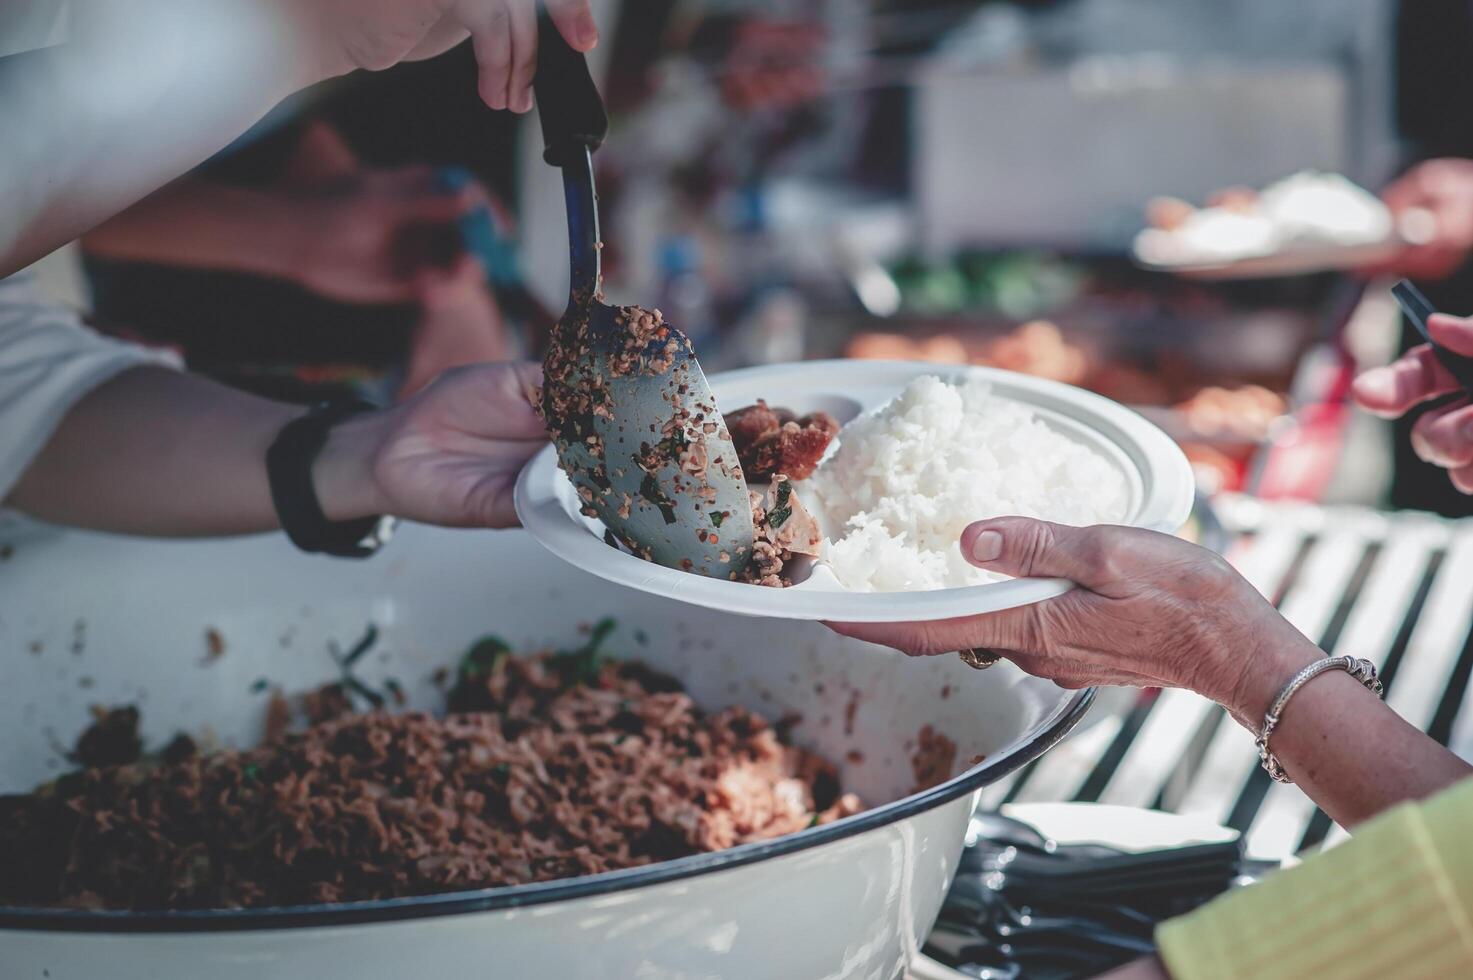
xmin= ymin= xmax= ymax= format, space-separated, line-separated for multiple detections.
xmin=1391 ymin=279 xmax=1473 ymax=394
xmin=533 ymin=14 xmax=608 ymax=168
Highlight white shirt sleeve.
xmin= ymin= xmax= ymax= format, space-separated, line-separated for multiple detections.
xmin=0 ymin=268 xmax=180 ymax=500
xmin=0 ymin=0 xmax=69 ymax=58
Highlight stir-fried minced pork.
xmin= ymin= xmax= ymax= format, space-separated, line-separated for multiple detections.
xmin=727 ymin=401 xmax=839 ymax=482
xmin=69 ymin=704 xmax=144 ymax=769
xmin=0 ymin=637 xmax=862 ymax=911
xmin=741 ymin=475 xmax=823 ymax=587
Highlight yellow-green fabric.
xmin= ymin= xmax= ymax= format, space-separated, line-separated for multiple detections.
xmin=1157 ymin=776 xmax=1473 ymax=979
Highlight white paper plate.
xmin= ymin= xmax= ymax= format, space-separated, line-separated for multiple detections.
xmin=515 ymin=360 xmax=1193 ymax=622
xmin=1132 ymin=205 xmax=1434 ymax=281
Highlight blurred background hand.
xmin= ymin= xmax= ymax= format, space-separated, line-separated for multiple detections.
xmin=1372 ymin=158 xmax=1473 ymax=279
xmin=82 ymin=123 xmax=493 ymax=308
xmin=1354 ymin=311 xmax=1473 ymax=492
xmin=292 ymin=165 xmax=476 ymax=305
xmin=399 ymin=255 xmax=518 ymax=399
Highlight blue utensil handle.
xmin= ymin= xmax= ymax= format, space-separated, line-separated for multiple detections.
xmin=1391 ymin=280 xmax=1473 ymax=394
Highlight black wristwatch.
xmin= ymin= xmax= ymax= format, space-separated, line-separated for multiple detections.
xmin=266 ymin=399 xmax=396 ymax=559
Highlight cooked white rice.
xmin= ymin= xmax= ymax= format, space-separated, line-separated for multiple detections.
xmin=807 ymin=375 xmax=1129 ymax=592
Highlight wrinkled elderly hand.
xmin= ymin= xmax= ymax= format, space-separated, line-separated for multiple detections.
xmin=302 ymin=0 xmax=597 ymax=111
xmin=1353 ymin=312 xmax=1473 ymax=493
xmin=830 ymin=518 xmax=1320 ymax=726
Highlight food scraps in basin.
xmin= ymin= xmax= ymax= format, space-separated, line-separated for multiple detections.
xmin=911 ymin=725 xmax=958 ymax=792
xmin=0 ymin=632 xmax=862 ymax=911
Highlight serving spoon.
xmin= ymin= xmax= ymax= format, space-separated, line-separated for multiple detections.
xmin=532 ymin=17 xmax=756 ymax=577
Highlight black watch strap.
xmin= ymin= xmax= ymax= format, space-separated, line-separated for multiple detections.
xmin=266 ymin=399 xmax=393 ymax=559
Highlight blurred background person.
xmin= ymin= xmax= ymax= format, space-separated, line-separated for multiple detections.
xmin=77 ymin=44 xmax=535 ymax=404
xmin=71 ymin=0 xmax=846 ymax=405
xmin=1353 ymin=1 xmax=1473 ymax=513
xmin=0 ymin=0 xmax=596 ymax=541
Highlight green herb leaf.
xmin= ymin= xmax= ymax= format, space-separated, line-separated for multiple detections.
xmin=639 ymin=473 xmax=679 ymax=525
xmin=339 ymin=624 xmax=379 ymax=668
xmin=767 ymin=480 xmax=795 ymax=529
xmin=458 ymin=637 xmax=512 ymax=681
xmin=657 ymin=427 xmax=689 ymax=459
xmin=344 ymin=675 xmax=386 ymax=709
xmin=710 ymin=511 xmax=725 ymax=527
xmin=553 ymin=617 xmax=617 ymax=686
xmin=586 ymin=617 xmax=616 ymax=652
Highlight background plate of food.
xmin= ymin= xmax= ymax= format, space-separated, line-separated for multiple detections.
xmin=1131 ymin=171 xmax=1433 ymax=280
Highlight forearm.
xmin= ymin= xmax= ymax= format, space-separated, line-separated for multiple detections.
xmin=80 ymin=180 xmax=307 ymax=281
xmin=1228 ymin=634 xmax=1473 ymax=828
xmin=4 ymin=367 xmax=381 ymax=536
xmin=1097 ymin=957 xmax=1168 ymax=980
xmin=0 ymin=0 xmax=326 ymax=277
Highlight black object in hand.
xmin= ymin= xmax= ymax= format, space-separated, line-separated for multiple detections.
xmin=1391 ymin=280 xmax=1473 ymax=394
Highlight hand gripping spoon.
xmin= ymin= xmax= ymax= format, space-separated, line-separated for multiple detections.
xmin=532 ymin=19 xmax=756 ymax=577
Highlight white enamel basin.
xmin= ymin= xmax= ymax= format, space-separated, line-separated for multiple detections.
xmin=0 ymin=519 xmax=1090 ymax=980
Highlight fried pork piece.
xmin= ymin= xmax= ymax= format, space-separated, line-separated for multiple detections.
xmin=727 ymin=400 xmax=788 ymax=447
xmin=0 ymin=646 xmax=861 ymax=911
xmin=727 ymin=400 xmax=839 ymax=481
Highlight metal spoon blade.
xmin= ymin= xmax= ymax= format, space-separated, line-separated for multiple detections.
xmin=544 ymin=301 xmax=757 ymax=576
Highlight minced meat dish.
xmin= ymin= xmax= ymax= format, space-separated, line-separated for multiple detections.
xmin=723 ymin=401 xmax=836 ymax=587
xmin=0 ymin=632 xmax=861 ymax=911
xmin=742 ymin=475 xmax=823 ymax=588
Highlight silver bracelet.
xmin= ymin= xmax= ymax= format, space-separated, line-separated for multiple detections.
xmin=1256 ymin=655 xmax=1383 ymax=784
